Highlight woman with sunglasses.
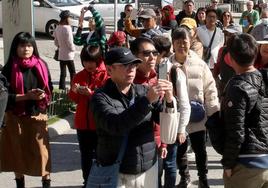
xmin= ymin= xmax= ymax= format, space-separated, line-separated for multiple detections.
xmin=220 ymin=11 xmax=234 ymax=30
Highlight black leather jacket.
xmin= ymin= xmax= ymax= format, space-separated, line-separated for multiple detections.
xmin=90 ymin=79 xmax=161 ymax=174
xmin=221 ymin=70 xmax=268 ymax=169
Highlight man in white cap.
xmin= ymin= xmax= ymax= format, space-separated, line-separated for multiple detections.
xmin=124 ymin=8 xmax=168 ymax=38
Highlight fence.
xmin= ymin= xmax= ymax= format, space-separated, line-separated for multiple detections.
xmin=47 ymin=89 xmax=74 ymax=118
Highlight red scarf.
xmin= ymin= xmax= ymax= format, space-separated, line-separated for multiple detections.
xmin=11 ymin=55 xmax=51 ymax=115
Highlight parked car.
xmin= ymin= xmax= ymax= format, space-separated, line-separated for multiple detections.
xmin=80 ymin=0 xmax=135 ymax=25
xmin=0 ymin=0 xmax=90 ymax=38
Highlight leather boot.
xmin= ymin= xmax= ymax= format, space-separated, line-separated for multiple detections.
xmin=42 ymin=179 xmax=51 ymax=188
xmin=15 ymin=177 xmax=25 ymax=188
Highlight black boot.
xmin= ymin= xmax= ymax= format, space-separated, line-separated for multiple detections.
xmin=42 ymin=179 xmax=51 ymax=188
xmin=198 ymin=177 xmax=209 ymax=188
xmin=15 ymin=177 xmax=25 ymax=188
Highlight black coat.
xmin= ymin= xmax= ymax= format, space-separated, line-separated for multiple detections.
xmin=90 ymin=79 xmax=162 ymax=174
xmin=221 ymin=70 xmax=268 ymax=169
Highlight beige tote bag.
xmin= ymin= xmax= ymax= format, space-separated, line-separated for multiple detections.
xmin=160 ymin=97 xmax=179 ymax=144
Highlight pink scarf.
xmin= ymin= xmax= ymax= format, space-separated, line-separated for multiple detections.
xmin=11 ymin=55 xmax=51 ymax=115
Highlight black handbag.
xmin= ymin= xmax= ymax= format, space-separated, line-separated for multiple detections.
xmin=53 ymin=49 xmax=59 ymax=61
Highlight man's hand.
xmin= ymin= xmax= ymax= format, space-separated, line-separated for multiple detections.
xmin=224 ymin=169 xmax=232 ymax=177
xmin=146 ymin=85 xmax=163 ymax=103
xmin=158 ymin=79 xmax=173 ymax=103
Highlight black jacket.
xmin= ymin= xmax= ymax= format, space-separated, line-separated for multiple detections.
xmin=90 ymin=79 xmax=161 ymax=174
xmin=221 ymin=70 xmax=268 ymax=169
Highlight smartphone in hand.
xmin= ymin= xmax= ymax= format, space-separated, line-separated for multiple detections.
xmin=158 ymin=63 xmax=168 ymax=80
xmin=36 ymin=88 xmax=45 ymax=93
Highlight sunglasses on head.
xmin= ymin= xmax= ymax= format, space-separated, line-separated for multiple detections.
xmin=139 ymin=50 xmax=159 ymax=57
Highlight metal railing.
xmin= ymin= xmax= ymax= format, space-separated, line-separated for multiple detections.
xmin=47 ymin=89 xmax=74 ymax=118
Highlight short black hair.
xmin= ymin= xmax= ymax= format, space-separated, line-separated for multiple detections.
xmin=124 ymin=4 xmax=133 ymax=11
xmin=172 ymin=27 xmax=191 ymax=42
xmin=227 ymin=33 xmax=257 ymax=67
xmin=206 ymin=8 xmax=217 ymax=18
xmin=130 ymin=37 xmax=155 ymax=55
xmin=80 ymin=45 xmax=102 ymax=67
xmin=152 ymin=36 xmax=171 ymax=57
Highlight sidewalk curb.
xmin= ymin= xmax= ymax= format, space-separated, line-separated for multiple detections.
xmin=48 ymin=113 xmax=74 ymax=139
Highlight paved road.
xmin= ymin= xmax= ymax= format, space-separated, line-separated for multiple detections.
xmin=0 ymin=129 xmax=224 ymax=188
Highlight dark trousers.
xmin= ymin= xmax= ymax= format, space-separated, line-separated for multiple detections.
xmin=59 ymin=60 xmax=75 ymax=90
xmin=77 ymin=130 xmax=97 ymax=186
xmin=176 ymin=138 xmax=190 ymax=178
xmin=189 ymin=130 xmax=208 ymax=179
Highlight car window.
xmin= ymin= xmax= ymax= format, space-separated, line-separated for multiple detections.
xmin=47 ymin=0 xmax=81 ymax=6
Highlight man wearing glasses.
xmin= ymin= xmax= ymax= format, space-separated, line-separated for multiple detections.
xmin=90 ymin=47 xmax=176 ymax=187
xmin=124 ymin=8 xmax=168 ymax=39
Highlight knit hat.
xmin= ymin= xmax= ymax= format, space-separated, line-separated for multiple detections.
xmin=180 ymin=18 xmax=197 ymax=30
xmin=107 ymin=31 xmax=126 ymax=47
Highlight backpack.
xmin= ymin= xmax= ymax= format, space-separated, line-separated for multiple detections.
xmin=0 ymin=73 xmax=8 ymax=127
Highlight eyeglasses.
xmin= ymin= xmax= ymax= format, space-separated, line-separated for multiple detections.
xmin=140 ymin=18 xmax=151 ymax=23
xmin=139 ymin=50 xmax=159 ymax=57
xmin=112 ymin=63 xmax=138 ymax=69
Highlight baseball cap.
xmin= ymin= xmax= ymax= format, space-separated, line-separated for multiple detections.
xmin=224 ymin=24 xmax=241 ymax=34
xmin=139 ymin=8 xmax=156 ymax=19
xmin=59 ymin=10 xmax=71 ymax=19
xmin=180 ymin=18 xmax=197 ymax=30
xmin=105 ymin=47 xmax=142 ymax=65
xmin=257 ymin=35 xmax=268 ymax=44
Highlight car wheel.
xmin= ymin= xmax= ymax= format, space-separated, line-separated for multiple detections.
xmin=45 ymin=20 xmax=59 ymax=38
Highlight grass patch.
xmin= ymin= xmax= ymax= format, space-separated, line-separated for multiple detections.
xmin=48 ymin=111 xmax=71 ymax=125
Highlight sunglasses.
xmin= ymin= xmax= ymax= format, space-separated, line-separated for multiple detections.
xmin=224 ymin=14 xmax=230 ymax=17
xmin=139 ymin=50 xmax=159 ymax=57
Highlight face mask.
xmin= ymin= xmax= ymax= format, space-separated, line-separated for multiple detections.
xmin=262 ymin=18 xmax=268 ymax=25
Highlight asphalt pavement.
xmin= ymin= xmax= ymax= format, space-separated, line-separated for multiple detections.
xmin=0 ymin=34 xmax=224 ymax=188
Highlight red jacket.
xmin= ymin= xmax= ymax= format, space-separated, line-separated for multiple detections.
xmin=68 ymin=62 xmax=109 ymax=130
xmin=133 ymin=69 xmax=166 ymax=148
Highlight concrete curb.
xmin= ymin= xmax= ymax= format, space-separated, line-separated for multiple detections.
xmin=48 ymin=113 xmax=74 ymax=139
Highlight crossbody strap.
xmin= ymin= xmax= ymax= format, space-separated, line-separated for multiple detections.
xmin=207 ymin=27 xmax=217 ymax=50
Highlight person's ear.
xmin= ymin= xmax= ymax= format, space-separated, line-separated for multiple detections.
xmin=106 ymin=65 xmax=112 ymax=75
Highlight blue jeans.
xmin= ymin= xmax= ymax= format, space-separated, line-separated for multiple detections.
xmin=163 ymin=143 xmax=178 ymax=188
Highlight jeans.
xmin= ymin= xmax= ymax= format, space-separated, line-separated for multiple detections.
xmin=77 ymin=130 xmax=97 ymax=186
xmin=59 ymin=60 xmax=75 ymax=90
xmin=163 ymin=143 xmax=178 ymax=188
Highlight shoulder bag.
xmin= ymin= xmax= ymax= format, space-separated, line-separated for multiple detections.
xmin=203 ymin=28 xmax=217 ymax=64
xmin=86 ymin=135 xmax=128 ymax=188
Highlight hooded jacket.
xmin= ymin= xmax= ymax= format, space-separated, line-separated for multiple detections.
xmin=68 ymin=61 xmax=108 ymax=130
